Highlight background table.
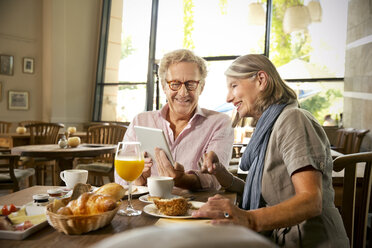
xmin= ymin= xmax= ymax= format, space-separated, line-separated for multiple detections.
xmin=0 ymin=186 xmax=236 ymax=248
xmin=0 ymin=132 xmax=87 ymax=148
xmin=11 ymin=144 xmax=116 ymax=185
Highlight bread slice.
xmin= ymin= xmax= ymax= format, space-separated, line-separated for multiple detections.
xmin=71 ymin=183 xmax=92 ymax=200
xmin=153 ymin=197 xmax=190 ymax=216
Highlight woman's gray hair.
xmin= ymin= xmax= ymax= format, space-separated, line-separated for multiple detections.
xmin=225 ymin=54 xmax=297 ymax=115
xmin=158 ymin=49 xmax=208 ymax=90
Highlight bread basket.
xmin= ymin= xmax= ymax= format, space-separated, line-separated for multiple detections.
xmin=46 ymin=198 xmax=120 ymax=235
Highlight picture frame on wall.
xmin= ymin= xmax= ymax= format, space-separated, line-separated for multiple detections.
xmin=0 ymin=55 xmax=14 ymax=76
xmin=8 ymin=90 xmax=29 ymax=110
xmin=23 ymin=57 xmax=34 ymax=74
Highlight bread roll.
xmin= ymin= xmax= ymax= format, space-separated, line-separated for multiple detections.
xmin=95 ymin=183 xmax=126 ymax=201
xmin=57 ymin=192 xmax=117 ymax=215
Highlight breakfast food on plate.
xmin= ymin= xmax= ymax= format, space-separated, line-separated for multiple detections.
xmin=0 ymin=205 xmax=46 ymax=231
xmin=153 ymin=197 xmax=191 ymax=216
xmin=95 ymin=183 xmax=126 ymax=201
xmin=57 ymin=192 xmax=117 ymax=215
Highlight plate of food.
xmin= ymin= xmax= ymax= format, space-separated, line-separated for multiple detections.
xmin=143 ymin=197 xmax=204 ymax=219
xmin=0 ymin=204 xmax=48 ymax=240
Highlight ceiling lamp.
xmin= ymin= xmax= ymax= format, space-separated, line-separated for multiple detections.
xmin=307 ymin=0 xmax=322 ymax=22
xmin=247 ymin=2 xmax=266 ymax=26
xmin=283 ymin=5 xmax=311 ymax=34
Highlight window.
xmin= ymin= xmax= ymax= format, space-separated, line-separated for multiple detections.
xmin=93 ymin=0 xmax=348 ymax=126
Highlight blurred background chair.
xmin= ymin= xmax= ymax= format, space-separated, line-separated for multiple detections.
xmin=0 ymin=148 xmax=11 ymax=155
xmin=22 ymin=122 xmax=64 ymax=185
xmin=75 ymin=124 xmax=127 ymax=186
xmin=0 ymin=121 xmax=12 ymax=133
xmin=333 ymin=152 xmax=372 ymax=248
xmin=332 ymin=128 xmax=370 ymax=154
xmin=18 ymin=120 xmax=46 ymax=132
xmin=19 ymin=120 xmax=46 ymax=126
xmin=0 ymin=154 xmax=34 ymax=192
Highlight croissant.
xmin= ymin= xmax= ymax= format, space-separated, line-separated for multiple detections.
xmin=57 ymin=192 xmax=117 ymax=215
xmin=95 ymin=183 xmax=126 ymax=201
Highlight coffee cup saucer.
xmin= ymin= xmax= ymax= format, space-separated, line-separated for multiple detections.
xmin=139 ymin=194 xmax=179 ymax=204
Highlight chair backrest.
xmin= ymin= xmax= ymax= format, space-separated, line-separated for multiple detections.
xmin=87 ymin=124 xmax=127 ymax=145
xmin=333 ymin=152 xmax=372 ymax=248
xmin=26 ymin=123 xmax=64 ymax=145
xmin=334 ymin=128 xmax=370 ymax=154
xmin=19 ymin=120 xmax=46 ymax=132
xmin=0 ymin=121 xmax=12 ymax=133
xmin=19 ymin=120 xmax=46 ymax=126
xmin=87 ymin=124 xmax=127 ymax=163
xmin=0 ymin=154 xmax=21 ymax=191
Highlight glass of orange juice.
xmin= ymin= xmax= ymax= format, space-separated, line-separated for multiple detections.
xmin=115 ymin=141 xmax=144 ymax=216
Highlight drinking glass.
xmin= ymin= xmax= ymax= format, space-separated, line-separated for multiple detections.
xmin=115 ymin=141 xmax=144 ymax=216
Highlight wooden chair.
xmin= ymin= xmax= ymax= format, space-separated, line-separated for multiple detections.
xmin=0 ymin=121 xmax=12 ymax=133
xmin=333 ymin=128 xmax=370 ymax=154
xmin=333 ymin=152 xmax=372 ymax=248
xmin=18 ymin=120 xmax=46 ymax=132
xmin=18 ymin=120 xmax=46 ymax=127
xmin=0 ymin=154 xmax=35 ymax=192
xmin=75 ymin=124 xmax=127 ymax=186
xmin=23 ymin=123 xmax=64 ymax=185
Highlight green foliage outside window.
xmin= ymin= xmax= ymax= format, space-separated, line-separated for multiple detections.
xmin=300 ymin=88 xmax=343 ymax=125
xmin=121 ymin=36 xmax=135 ymax=59
xmin=183 ymin=0 xmax=195 ymax=49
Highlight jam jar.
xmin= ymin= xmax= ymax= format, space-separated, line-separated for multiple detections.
xmin=33 ymin=194 xmax=50 ymax=206
xmin=47 ymin=188 xmax=63 ymax=198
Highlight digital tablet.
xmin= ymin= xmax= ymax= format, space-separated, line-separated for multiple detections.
xmin=134 ymin=126 xmax=174 ymax=164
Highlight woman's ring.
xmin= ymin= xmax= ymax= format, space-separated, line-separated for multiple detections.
xmin=224 ymin=212 xmax=230 ymax=218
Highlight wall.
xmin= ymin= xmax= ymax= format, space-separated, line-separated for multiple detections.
xmin=0 ymin=0 xmax=43 ymax=125
xmin=344 ymin=0 xmax=372 ymax=151
xmin=0 ymin=0 xmax=101 ymax=131
xmin=101 ymin=0 xmax=123 ymax=121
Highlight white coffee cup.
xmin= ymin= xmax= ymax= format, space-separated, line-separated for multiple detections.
xmin=147 ymin=176 xmax=174 ymax=198
xmin=60 ymin=169 xmax=88 ymax=189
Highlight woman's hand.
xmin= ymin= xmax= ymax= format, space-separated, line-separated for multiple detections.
xmin=192 ymin=194 xmax=254 ymax=228
xmin=134 ymin=152 xmax=153 ymax=185
xmin=200 ymin=151 xmax=226 ymax=175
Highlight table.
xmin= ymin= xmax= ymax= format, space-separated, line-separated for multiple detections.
xmin=0 ymin=186 xmax=237 ymax=248
xmin=11 ymin=144 xmax=117 ymax=185
xmin=0 ymin=132 xmax=87 ymax=148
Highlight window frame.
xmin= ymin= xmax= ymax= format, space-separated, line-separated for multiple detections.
xmin=92 ymin=0 xmax=344 ymax=122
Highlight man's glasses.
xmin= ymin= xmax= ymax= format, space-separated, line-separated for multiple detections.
xmin=166 ymin=80 xmax=200 ymax=91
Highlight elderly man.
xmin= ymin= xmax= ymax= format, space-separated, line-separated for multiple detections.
xmin=115 ymin=49 xmax=234 ymax=191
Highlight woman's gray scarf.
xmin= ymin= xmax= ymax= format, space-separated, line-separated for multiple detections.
xmin=240 ymin=103 xmax=287 ymax=210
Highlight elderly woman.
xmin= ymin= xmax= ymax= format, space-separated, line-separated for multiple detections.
xmin=186 ymin=54 xmax=349 ymax=247
xmin=115 ymin=49 xmax=234 ymax=190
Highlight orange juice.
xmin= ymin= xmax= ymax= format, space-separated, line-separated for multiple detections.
xmin=115 ymin=159 xmax=144 ymax=182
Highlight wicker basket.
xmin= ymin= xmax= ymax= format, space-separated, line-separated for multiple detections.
xmin=46 ymin=198 xmax=119 ymax=235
